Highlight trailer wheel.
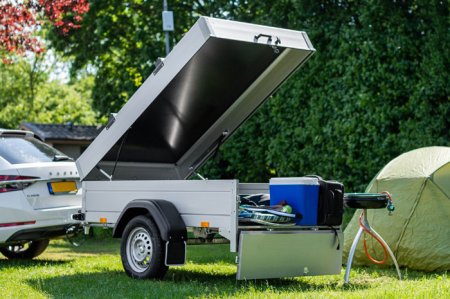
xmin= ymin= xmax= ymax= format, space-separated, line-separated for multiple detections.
xmin=120 ymin=215 xmax=168 ymax=279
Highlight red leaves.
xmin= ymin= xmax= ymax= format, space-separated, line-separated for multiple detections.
xmin=0 ymin=0 xmax=89 ymax=57
xmin=0 ymin=2 xmax=39 ymax=55
xmin=40 ymin=0 xmax=89 ymax=34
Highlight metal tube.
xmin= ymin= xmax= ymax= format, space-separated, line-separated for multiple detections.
xmin=345 ymin=209 xmax=402 ymax=284
xmin=362 ymin=209 xmax=402 ymax=280
xmin=163 ymin=0 xmax=170 ymax=55
xmin=344 ymin=226 xmax=363 ymax=284
xmin=369 ymin=226 xmax=402 ymax=280
xmin=165 ymin=32 xmax=170 ymax=55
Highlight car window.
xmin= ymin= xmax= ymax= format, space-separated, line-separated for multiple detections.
xmin=0 ymin=137 xmax=66 ymax=164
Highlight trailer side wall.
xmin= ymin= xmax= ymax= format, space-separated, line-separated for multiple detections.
xmin=83 ymin=179 xmax=239 ymax=251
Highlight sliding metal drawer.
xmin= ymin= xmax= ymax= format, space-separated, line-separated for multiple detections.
xmin=237 ymin=230 xmax=342 ymax=280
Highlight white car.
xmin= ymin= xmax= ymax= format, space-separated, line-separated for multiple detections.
xmin=0 ymin=129 xmax=81 ymax=259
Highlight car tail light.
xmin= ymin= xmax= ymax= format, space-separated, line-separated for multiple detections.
xmin=0 ymin=220 xmax=36 ymax=227
xmin=0 ymin=175 xmax=40 ymax=193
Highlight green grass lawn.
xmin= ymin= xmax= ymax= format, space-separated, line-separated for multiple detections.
xmin=0 ymin=238 xmax=448 ymax=299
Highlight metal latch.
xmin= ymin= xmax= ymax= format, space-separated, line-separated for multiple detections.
xmin=153 ymin=57 xmax=165 ymax=75
xmin=254 ymin=33 xmax=281 ymax=45
xmin=254 ymin=34 xmax=281 ymax=54
xmin=106 ymin=113 xmax=117 ymax=130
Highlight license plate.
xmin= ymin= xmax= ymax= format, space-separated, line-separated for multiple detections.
xmin=48 ymin=181 xmax=78 ymax=194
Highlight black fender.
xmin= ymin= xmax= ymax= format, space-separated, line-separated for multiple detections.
xmin=113 ymin=199 xmax=187 ymax=265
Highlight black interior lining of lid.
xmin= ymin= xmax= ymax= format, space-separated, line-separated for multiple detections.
xmin=100 ymin=38 xmax=284 ymax=165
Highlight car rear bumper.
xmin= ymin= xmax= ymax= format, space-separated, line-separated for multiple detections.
xmin=3 ymin=224 xmax=78 ymax=244
xmin=0 ymin=205 xmax=81 ymax=244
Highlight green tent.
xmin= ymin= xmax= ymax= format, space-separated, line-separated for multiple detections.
xmin=343 ymin=146 xmax=450 ymax=271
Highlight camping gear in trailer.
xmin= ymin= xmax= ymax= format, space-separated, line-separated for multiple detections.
xmin=75 ymin=16 xmax=344 ymax=280
xmin=269 ymin=176 xmax=344 ymax=226
xmin=269 ymin=177 xmax=320 ymax=225
xmin=315 ymin=177 xmax=344 ymax=226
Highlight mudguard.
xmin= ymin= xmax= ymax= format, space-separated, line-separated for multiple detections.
xmin=113 ymin=199 xmax=187 ymax=265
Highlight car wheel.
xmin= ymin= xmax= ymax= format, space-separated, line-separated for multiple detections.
xmin=0 ymin=239 xmax=49 ymax=259
xmin=120 ymin=215 xmax=168 ymax=279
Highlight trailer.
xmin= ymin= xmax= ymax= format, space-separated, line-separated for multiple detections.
xmin=75 ymin=17 xmax=343 ymax=280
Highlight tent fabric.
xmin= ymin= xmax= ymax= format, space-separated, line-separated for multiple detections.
xmin=343 ymin=146 xmax=450 ymax=271
xmin=375 ymin=146 xmax=450 ymax=179
xmin=433 ymin=162 xmax=450 ymax=198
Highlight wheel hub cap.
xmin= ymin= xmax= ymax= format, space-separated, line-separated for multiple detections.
xmin=126 ymin=227 xmax=153 ymax=273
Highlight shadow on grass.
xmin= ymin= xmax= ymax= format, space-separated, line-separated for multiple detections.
xmin=20 ymin=241 xmax=436 ymax=297
xmin=25 ymin=267 xmax=372 ymax=298
xmin=49 ymin=238 xmax=120 ymax=254
xmin=185 ymin=244 xmax=236 ymax=265
xmin=345 ymin=264 xmax=448 ymax=281
xmin=0 ymin=258 xmax=69 ymax=269
xmin=168 ymin=268 xmax=368 ymax=291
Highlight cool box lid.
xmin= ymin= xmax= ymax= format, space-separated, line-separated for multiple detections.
xmin=76 ymin=17 xmax=315 ymax=181
xmin=270 ymin=177 xmax=319 ymax=186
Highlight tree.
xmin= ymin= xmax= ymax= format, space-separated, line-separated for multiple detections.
xmin=0 ymin=56 xmax=46 ymax=116
xmin=0 ymin=57 xmax=96 ymax=128
xmin=0 ymin=0 xmax=89 ymax=59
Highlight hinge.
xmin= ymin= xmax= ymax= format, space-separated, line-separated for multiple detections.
xmin=153 ymin=57 xmax=165 ymax=75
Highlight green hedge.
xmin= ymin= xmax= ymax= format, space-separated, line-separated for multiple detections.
xmin=200 ymin=1 xmax=449 ymax=191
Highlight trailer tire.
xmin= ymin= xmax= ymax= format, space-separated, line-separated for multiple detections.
xmin=120 ymin=215 xmax=168 ymax=279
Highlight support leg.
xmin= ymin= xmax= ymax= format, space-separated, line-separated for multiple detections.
xmin=369 ymin=227 xmax=402 ymax=280
xmin=344 ymin=226 xmax=363 ymax=284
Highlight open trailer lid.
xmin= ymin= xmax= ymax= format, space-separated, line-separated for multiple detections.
xmin=77 ymin=17 xmax=315 ymax=181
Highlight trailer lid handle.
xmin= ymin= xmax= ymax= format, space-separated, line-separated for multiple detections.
xmin=254 ymin=34 xmax=281 ymax=46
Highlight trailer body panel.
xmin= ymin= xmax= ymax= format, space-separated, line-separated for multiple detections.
xmin=83 ymin=180 xmax=238 ymax=251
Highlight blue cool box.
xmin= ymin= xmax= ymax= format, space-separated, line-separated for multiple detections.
xmin=269 ymin=177 xmax=320 ymax=225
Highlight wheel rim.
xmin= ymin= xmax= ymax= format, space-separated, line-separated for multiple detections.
xmin=126 ymin=227 xmax=153 ymax=273
xmin=6 ymin=242 xmax=31 ymax=253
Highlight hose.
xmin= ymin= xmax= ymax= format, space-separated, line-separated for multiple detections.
xmin=359 ymin=212 xmax=388 ymax=264
xmin=359 ymin=191 xmax=394 ymax=264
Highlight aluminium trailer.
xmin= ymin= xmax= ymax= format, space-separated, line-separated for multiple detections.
xmin=75 ymin=17 xmax=343 ymax=280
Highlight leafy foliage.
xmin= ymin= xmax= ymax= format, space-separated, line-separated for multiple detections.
xmin=202 ymin=0 xmax=449 ymax=191
xmin=49 ymin=0 xmax=449 ymax=191
xmin=0 ymin=58 xmax=97 ymax=128
xmin=0 ymin=0 xmax=89 ymax=59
